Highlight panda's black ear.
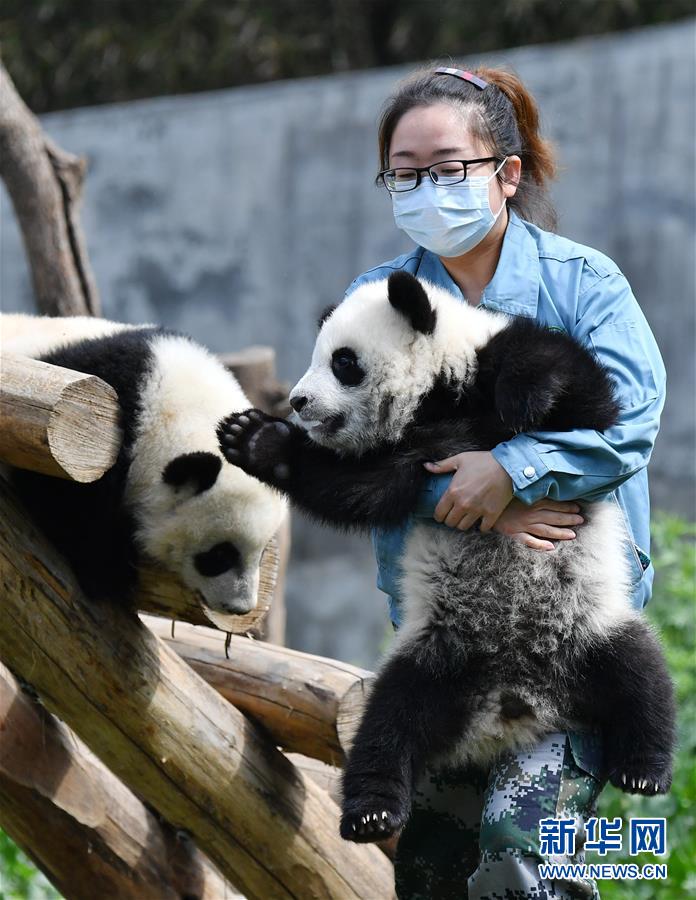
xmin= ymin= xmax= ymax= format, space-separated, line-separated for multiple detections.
xmin=388 ymin=271 xmax=437 ymax=335
xmin=317 ymin=304 xmax=336 ymax=330
xmin=162 ymin=451 xmax=222 ymax=495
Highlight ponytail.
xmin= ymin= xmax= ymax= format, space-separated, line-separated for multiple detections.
xmin=475 ymin=67 xmax=556 ymax=188
xmin=377 ymin=64 xmax=558 ymax=230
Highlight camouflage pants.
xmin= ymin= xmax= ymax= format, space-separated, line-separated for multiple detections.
xmin=394 ymin=732 xmax=605 ymax=900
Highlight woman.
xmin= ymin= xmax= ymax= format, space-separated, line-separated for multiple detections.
xmin=345 ymin=65 xmax=666 ymax=899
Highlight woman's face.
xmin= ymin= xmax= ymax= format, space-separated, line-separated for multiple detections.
xmin=387 ymin=102 xmax=520 ymax=214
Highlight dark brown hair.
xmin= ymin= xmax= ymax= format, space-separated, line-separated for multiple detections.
xmin=377 ymin=64 xmax=558 ymax=230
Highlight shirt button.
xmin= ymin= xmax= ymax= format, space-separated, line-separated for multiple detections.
xmin=523 ymin=465 xmax=536 ymax=478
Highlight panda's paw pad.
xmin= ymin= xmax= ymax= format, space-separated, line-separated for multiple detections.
xmin=609 ymin=761 xmax=672 ymax=795
xmin=217 ymin=409 xmax=292 ymax=479
xmin=340 ymin=803 xmax=408 ymax=843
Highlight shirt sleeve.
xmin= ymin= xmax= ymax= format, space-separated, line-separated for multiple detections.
xmin=415 ymin=271 xmax=666 ymax=514
xmin=490 ymin=272 xmax=666 ymax=505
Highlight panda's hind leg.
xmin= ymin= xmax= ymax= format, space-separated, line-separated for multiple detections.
xmin=576 ymin=619 xmax=675 ymax=795
xmin=340 ymin=638 xmax=475 ymax=843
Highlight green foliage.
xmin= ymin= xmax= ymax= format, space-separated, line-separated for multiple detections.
xmin=593 ymin=514 xmax=696 ymax=898
xmin=1 ymin=0 xmax=694 ymax=113
xmin=0 ymin=832 xmax=61 ymax=899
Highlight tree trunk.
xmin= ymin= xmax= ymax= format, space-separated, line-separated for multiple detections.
xmin=0 ymin=474 xmax=395 ymax=900
xmin=0 ymin=661 xmax=240 ymax=900
xmin=0 ymin=61 xmax=100 ymax=316
xmin=144 ymin=616 xmax=375 ymax=766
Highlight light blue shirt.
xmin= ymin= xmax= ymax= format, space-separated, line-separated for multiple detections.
xmin=346 ymin=211 xmax=666 ymax=624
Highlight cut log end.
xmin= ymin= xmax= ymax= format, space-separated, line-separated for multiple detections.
xmin=0 ymin=354 xmax=121 ymax=482
xmin=49 ymin=374 xmax=122 ymax=481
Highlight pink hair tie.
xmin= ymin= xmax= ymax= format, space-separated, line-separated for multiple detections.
xmin=434 ymin=66 xmax=488 ymax=90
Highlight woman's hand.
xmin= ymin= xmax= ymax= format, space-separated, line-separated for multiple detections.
xmin=492 ymin=498 xmax=584 ymax=551
xmin=424 ymin=451 xmax=514 ymax=532
xmin=423 ymin=451 xmax=584 ymax=549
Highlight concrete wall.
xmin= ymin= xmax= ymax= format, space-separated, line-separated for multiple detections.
xmin=2 ymin=20 xmax=694 ymax=667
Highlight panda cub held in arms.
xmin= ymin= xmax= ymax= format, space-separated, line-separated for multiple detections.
xmin=2 ymin=314 xmax=285 ymax=629
xmin=216 ymin=272 xmax=675 ymax=842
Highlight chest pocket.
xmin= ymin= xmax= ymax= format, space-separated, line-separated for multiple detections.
xmin=589 ymin=321 xmax=660 ymax=409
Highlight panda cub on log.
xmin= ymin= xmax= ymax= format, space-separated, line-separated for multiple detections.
xmin=2 ymin=314 xmax=285 ymax=629
xmin=217 ymin=271 xmax=675 ymax=842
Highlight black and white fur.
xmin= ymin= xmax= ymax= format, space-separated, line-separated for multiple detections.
xmin=216 ymin=272 xmax=675 ymax=842
xmin=2 ymin=314 xmax=285 ymax=629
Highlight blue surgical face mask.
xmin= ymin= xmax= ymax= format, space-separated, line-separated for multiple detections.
xmin=391 ymin=158 xmax=508 ymax=258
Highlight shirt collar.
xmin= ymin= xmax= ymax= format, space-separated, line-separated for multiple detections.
xmin=415 ymin=209 xmax=540 ymax=318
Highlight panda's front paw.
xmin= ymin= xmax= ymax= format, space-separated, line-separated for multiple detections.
xmin=217 ymin=409 xmax=293 ymax=483
xmin=340 ymin=798 xmax=410 ymax=843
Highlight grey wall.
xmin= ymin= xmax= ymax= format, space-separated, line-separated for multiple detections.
xmin=2 ymin=20 xmax=694 ymax=667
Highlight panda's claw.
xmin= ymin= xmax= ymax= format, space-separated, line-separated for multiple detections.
xmin=340 ymin=801 xmax=409 ymax=843
xmin=609 ymin=760 xmax=672 ymax=795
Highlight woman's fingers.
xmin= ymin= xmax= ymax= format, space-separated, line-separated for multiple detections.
xmin=479 ymin=509 xmax=503 ymax=533
xmin=526 ymin=523 xmax=576 ymax=541
xmin=433 ymin=495 xmax=454 ymax=523
xmin=531 ymin=499 xmax=581 ymax=514
xmin=510 ymin=532 xmax=555 ymax=551
xmin=444 ymin=504 xmax=466 ymax=528
xmin=529 ymin=510 xmax=584 ymax=528
xmin=456 ymin=512 xmax=480 ymax=531
xmin=424 ymin=457 xmax=460 ymax=473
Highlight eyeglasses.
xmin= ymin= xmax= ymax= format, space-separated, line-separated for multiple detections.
xmin=378 ymin=157 xmax=501 ymax=192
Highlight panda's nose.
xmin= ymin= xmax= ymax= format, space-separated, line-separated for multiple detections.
xmin=290 ymin=395 xmax=307 ymax=412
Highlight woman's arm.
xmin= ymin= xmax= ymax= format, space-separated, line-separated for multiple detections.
xmin=417 ymin=271 xmax=666 ymax=539
xmin=493 ymin=272 xmax=666 ymax=502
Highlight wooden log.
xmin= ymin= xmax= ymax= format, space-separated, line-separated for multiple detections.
xmin=287 ymin=754 xmax=398 ymax=861
xmin=143 ymin=616 xmax=375 ymax=766
xmin=0 ymin=353 xmax=121 ymax=481
xmin=219 ymin=346 xmax=291 ymax=418
xmin=0 ymin=661 xmax=240 ymax=900
xmin=0 ymin=61 xmax=100 ymax=316
xmin=250 ymin=506 xmax=290 ymax=644
xmin=0 ymin=475 xmax=394 ymax=900
xmin=286 ymin=753 xmax=342 ymax=803
xmin=137 ymin=533 xmax=279 ymax=634
xmin=0 ymin=353 xmax=279 ymax=634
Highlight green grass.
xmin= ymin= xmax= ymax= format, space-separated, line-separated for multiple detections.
xmin=593 ymin=514 xmax=696 ymax=899
xmin=1 ymin=515 xmax=694 ymax=898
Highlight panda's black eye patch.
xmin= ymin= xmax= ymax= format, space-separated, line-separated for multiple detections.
xmin=331 ymin=347 xmax=364 ymax=386
xmin=194 ymin=542 xmax=242 ymax=577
